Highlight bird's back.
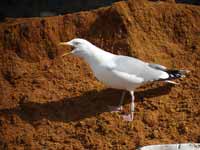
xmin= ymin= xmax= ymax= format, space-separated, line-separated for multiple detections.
xmin=113 ymin=55 xmax=169 ymax=82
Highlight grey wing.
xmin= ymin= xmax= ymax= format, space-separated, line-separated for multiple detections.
xmin=148 ymin=63 xmax=167 ymax=71
xmin=113 ymin=55 xmax=169 ymax=82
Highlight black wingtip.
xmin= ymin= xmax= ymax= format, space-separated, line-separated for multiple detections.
xmin=166 ymin=69 xmax=190 ymax=80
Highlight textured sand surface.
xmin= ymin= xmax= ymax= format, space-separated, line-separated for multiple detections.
xmin=0 ymin=0 xmax=200 ymax=149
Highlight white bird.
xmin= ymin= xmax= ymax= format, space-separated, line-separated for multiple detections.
xmin=60 ymin=38 xmax=189 ymax=121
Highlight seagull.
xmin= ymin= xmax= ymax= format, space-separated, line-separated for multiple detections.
xmin=60 ymin=38 xmax=189 ymax=121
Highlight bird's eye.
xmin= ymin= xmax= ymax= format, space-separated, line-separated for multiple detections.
xmin=74 ymin=41 xmax=80 ymax=45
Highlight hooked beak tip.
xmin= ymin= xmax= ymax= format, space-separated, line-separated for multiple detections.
xmin=59 ymin=41 xmax=73 ymax=46
xmin=59 ymin=42 xmax=69 ymax=46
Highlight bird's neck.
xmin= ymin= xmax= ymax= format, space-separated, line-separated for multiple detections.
xmin=82 ymin=45 xmax=114 ymax=67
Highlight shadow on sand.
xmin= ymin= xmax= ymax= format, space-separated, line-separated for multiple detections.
xmin=0 ymin=84 xmax=174 ymax=124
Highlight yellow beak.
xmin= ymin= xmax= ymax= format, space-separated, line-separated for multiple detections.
xmin=62 ymin=52 xmax=71 ymax=57
xmin=59 ymin=42 xmax=73 ymax=57
xmin=59 ymin=42 xmax=68 ymax=46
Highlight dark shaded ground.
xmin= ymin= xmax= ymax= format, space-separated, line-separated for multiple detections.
xmin=0 ymin=84 xmax=173 ymax=124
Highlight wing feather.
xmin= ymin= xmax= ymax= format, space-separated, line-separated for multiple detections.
xmin=113 ymin=55 xmax=169 ymax=82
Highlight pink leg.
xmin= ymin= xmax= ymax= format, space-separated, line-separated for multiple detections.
xmin=121 ymin=113 xmax=133 ymax=121
xmin=121 ymin=91 xmax=134 ymax=121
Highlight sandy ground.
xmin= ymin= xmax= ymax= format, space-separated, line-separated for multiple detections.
xmin=0 ymin=0 xmax=200 ymax=149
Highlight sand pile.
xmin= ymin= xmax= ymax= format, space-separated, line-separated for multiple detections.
xmin=0 ymin=0 xmax=200 ymax=149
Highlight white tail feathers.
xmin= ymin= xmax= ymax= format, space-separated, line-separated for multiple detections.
xmin=165 ymin=80 xmax=179 ymax=85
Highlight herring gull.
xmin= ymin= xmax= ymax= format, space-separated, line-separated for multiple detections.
xmin=60 ymin=38 xmax=189 ymax=121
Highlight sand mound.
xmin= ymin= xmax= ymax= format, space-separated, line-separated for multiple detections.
xmin=0 ymin=0 xmax=200 ymax=149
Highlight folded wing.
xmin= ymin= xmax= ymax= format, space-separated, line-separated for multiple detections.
xmin=113 ymin=55 xmax=169 ymax=82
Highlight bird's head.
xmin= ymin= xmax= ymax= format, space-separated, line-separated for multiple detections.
xmin=59 ymin=38 xmax=93 ymax=57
